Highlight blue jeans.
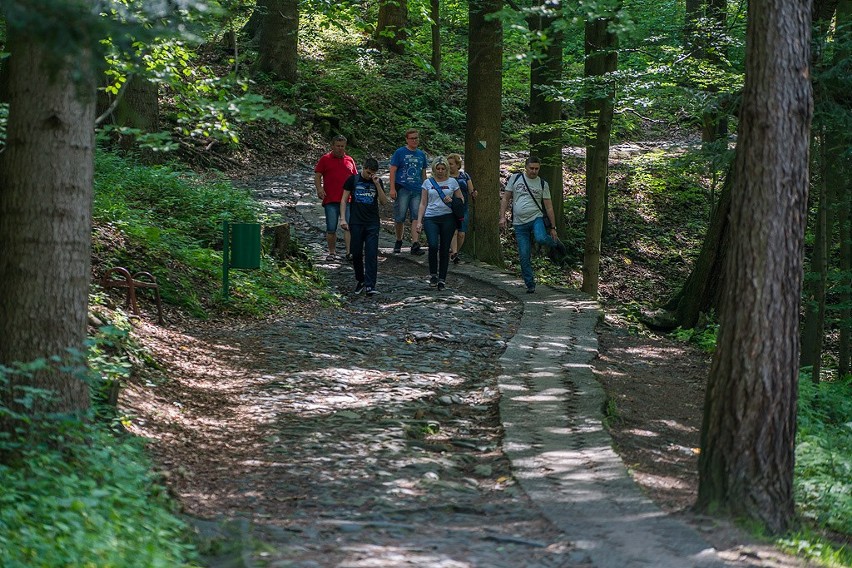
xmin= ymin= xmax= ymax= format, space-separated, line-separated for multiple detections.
xmin=393 ymin=186 xmax=422 ymax=223
xmin=323 ymin=203 xmax=349 ymax=233
xmin=349 ymin=223 xmax=380 ymax=288
xmin=423 ymin=213 xmax=456 ymax=280
xmin=514 ymin=217 xmax=558 ymax=289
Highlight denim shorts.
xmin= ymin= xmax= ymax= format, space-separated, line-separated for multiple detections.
xmin=323 ymin=202 xmax=350 ymax=233
xmin=459 ymin=203 xmax=471 ymax=233
xmin=393 ymin=186 xmax=422 ymax=224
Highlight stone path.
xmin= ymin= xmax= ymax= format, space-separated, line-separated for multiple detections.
xmin=228 ymin=167 xmax=744 ymax=568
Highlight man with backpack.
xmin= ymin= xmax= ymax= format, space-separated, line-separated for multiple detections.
xmin=498 ymin=155 xmax=567 ymax=294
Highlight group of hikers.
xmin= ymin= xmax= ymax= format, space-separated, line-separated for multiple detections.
xmin=313 ymin=128 xmax=566 ymax=296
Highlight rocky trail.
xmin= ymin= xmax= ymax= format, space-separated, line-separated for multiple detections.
xmin=119 ymin=164 xmax=816 ymax=568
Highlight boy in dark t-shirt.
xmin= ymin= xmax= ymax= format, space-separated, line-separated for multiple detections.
xmin=341 ymin=158 xmax=387 ymax=296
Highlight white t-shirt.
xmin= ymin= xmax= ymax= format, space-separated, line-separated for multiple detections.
xmin=422 ymin=177 xmax=461 ymax=218
xmin=506 ymin=173 xmax=550 ymax=225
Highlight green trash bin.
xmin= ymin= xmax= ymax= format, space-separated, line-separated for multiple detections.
xmin=222 ymin=221 xmax=262 ymax=299
xmin=229 ymin=223 xmax=261 ymax=269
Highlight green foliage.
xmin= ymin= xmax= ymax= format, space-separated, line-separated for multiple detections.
xmin=0 ymin=360 xmax=198 ymax=568
xmin=93 ymin=150 xmax=329 ymax=316
xmin=795 ymin=374 xmax=852 ymax=537
xmin=670 ymin=319 xmax=718 ymax=352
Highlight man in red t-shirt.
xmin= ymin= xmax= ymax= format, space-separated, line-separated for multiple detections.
xmin=314 ymin=135 xmax=358 ymax=260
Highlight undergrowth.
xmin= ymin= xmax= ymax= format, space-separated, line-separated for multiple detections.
xmin=93 ymin=149 xmax=330 ymax=317
xmin=0 ymin=337 xmax=199 ymax=568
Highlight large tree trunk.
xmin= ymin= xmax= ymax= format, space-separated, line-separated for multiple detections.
xmin=581 ymin=16 xmax=618 ymax=295
xmin=528 ymin=0 xmax=563 ymax=235
xmin=696 ymin=0 xmax=812 ymax=534
xmin=375 ymin=0 xmax=408 ymax=54
xmin=0 ymin=31 xmax=96 ymax=416
xmin=464 ymin=0 xmax=503 ymax=267
xmin=255 ymin=0 xmax=298 ymax=83
xmin=430 ymin=0 xmax=441 ymax=78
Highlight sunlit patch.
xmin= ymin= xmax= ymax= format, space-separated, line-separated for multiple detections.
xmin=624 ymin=428 xmax=659 ymax=437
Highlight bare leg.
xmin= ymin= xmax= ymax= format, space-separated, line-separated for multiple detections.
xmin=326 ymin=232 xmax=337 ymax=256
xmin=456 ymin=232 xmax=466 ymax=253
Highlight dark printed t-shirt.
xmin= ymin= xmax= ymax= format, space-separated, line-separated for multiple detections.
xmin=343 ymin=174 xmax=384 ymax=225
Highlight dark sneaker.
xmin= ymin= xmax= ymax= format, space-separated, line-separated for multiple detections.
xmin=437 ymin=280 xmax=446 ymax=291
xmin=393 ymin=240 xmax=403 ymax=253
xmin=354 ymin=281 xmax=365 ymax=294
xmin=429 ymin=275 xmax=439 ymax=288
xmin=410 ymin=242 xmax=424 ymax=256
xmin=451 ymin=252 xmax=460 ymax=264
xmin=366 ymin=287 xmax=380 ymax=296
xmin=345 ymin=252 xmax=353 ymax=261
xmin=526 ymin=286 xmax=536 ymax=294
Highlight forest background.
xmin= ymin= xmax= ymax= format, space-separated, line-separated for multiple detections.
xmin=0 ymin=0 xmax=850 ymax=566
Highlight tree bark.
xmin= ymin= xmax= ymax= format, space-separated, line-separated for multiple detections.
xmin=0 ymin=31 xmax=96 ymax=415
xmin=581 ymin=17 xmax=617 ymax=295
xmin=696 ymin=0 xmax=812 ymax=534
xmin=430 ymin=0 xmax=441 ymax=78
xmin=528 ymin=0 xmax=563 ymax=236
xmin=375 ymin=0 xmax=408 ymax=54
xmin=255 ymin=0 xmax=298 ymax=83
xmin=464 ymin=0 xmax=503 ymax=267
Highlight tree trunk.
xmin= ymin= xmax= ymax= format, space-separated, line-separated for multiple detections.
xmin=97 ymin=75 xmax=161 ymax=164
xmin=464 ymin=0 xmax=503 ymax=267
xmin=696 ymin=0 xmax=812 ymax=534
xmin=430 ymin=0 xmax=441 ymax=78
xmin=0 ymin=31 xmax=96 ymax=416
xmin=528 ymin=0 xmax=563 ymax=236
xmin=255 ymin=0 xmax=298 ymax=83
xmin=661 ymin=165 xmax=732 ymax=329
xmin=581 ymin=17 xmax=618 ymax=295
xmin=800 ymin=134 xmax=828 ymax=381
xmin=375 ymin=0 xmax=408 ymax=54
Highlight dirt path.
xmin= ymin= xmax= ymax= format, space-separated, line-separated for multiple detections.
xmin=117 ymin=164 xmax=818 ymax=567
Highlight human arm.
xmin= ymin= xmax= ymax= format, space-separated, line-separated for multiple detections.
xmin=543 ymin=199 xmax=558 ymax=236
xmin=375 ymin=177 xmax=388 ymax=206
xmin=415 ymin=186 xmax=429 ymax=232
xmin=499 ymin=190 xmax=512 ymax=229
xmin=314 ymin=172 xmax=325 ymax=201
xmin=388 ymin=165 xmax=398 ymax=200
xmin=340 ymin=190 xmax=351 ymax=231
xmin=466 ymin=176 xmax=477 ymax=200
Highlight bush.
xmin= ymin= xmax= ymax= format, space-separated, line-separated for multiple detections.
xmin=0 ymin=362 xmax=198 ymax=568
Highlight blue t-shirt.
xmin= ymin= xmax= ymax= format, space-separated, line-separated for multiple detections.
xmin=390 ymin=147 xmax=429 ymax=191
xmin=454 ymin=170 xmax=471 ymax=200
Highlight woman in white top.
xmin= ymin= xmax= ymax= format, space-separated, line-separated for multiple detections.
xmin=414 ymin=156 xmax=463 ymax=290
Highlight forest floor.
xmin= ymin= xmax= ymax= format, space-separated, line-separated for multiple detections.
xmin=114 ymin=144 xmax=823 ymax=566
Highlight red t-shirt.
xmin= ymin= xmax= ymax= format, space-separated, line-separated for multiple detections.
xmin=314 ymin=152 xmax=357 ymax=205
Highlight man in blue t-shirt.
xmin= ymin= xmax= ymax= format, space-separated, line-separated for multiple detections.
xmin=389 ymin=128 xmax=428 ymax=255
